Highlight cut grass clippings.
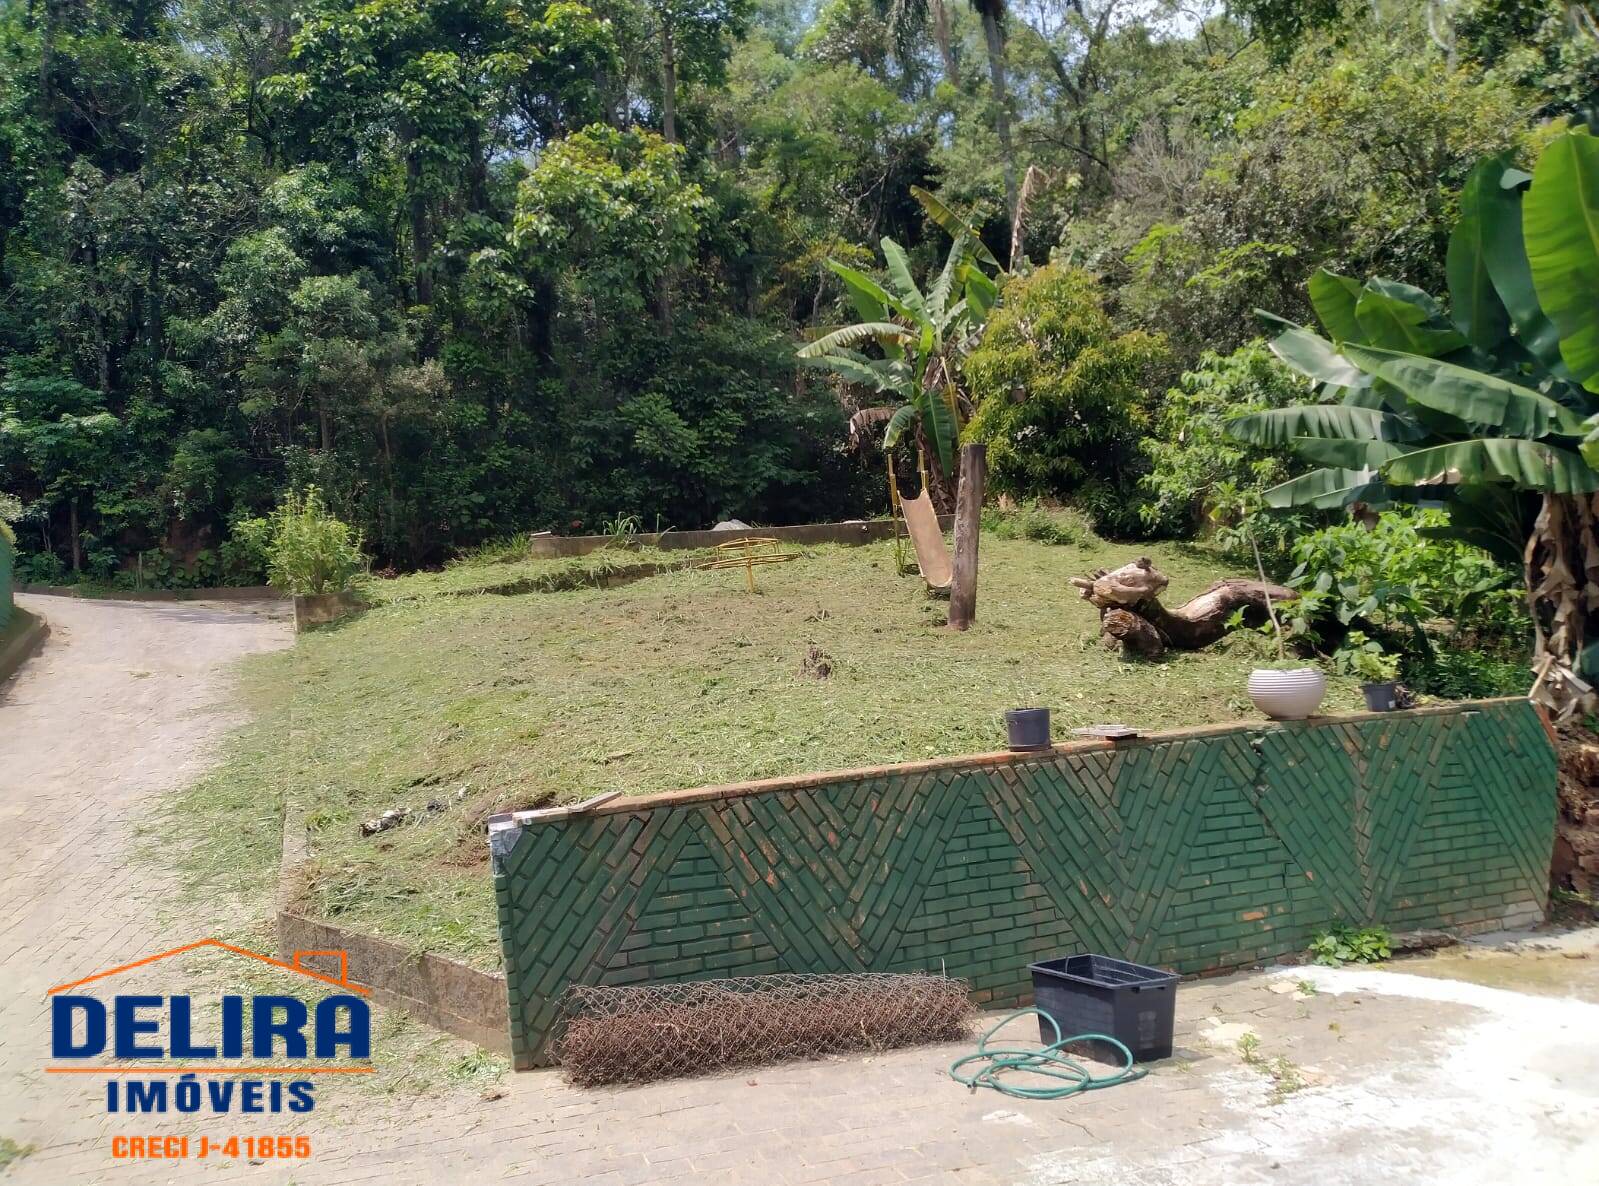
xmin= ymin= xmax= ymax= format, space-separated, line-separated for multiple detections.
xmin=165 ymin=530 xmax=1368 ymax=972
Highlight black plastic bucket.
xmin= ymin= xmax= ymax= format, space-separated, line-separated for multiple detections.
xmin=1029 ymin=954 xmax=1178 ymax=1063
xmin=1361 ymin=681 xmax=1399 ymax=712
xmin=1005 ymin=707 xmax=1051 ymax=751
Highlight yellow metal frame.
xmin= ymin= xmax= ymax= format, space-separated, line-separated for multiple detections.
xmin=697 ymin=536 xmax=801 ymax=592
xmin=888 ymin=449 xmax=935 ymax=578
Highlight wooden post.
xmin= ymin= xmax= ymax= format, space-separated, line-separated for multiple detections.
xmin=948 ymin=443 xmax=985 ymax=630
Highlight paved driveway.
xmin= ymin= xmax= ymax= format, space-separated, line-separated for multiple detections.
xmin=0 ymin=595 xmax=293 ymax=1163
xmin=2 ymin=593 xmax=1597 ymax=1185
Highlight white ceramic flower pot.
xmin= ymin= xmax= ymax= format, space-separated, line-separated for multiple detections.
xmin=1247 ymin=668 xmax=1328 ymax=721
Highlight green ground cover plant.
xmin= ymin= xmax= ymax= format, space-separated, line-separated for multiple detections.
xmin=1310 ymin=924 xmax=1393 ymax=967
xmin=166 ymin=533 xmax=1368 ymax=968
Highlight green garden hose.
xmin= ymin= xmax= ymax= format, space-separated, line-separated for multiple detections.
xmin=948 ymin=1008 xmax=1148 ymax=1100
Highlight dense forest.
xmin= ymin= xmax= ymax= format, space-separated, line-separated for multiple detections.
xmin=0 ymin=0 xmax=1595 ymax=581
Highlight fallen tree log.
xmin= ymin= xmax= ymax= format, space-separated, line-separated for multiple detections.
xmin=1069 ymin=557 xmax=1297 ymax=658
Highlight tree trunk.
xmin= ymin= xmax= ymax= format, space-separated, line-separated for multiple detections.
xmin=660 ymin=21 xmax=677 ymax=145
xmin=69 ymin=498 xmax=80 ymax=573
xmin=978 ymin=4 xmax=1018 ymax=221
xmin=655 ymin=271 xmax=674 ymax=331
xmin=531 ymin=276 xmax=556 ymax=362
xmin=380 ymin=412 xmax=396 ymax=548
xmin=405 ymin=143 xmax=432 ymax=307
xmin=1525 ymin=493 xmax=1599 ymax=721
xmin=655 ymin=21 xmax=677 ymax=329
xmin=146 ymin=243 xmax=163 ymax=365
xmin=1070 ymin=558 xmax=1298 ymax=658
xmin=38 ymin=0 xmax=55 ymax=113
xmin=932 ymin=0 xmax=960 ymax=86
xmin=948 ymin=443 xmax=985 ymax=630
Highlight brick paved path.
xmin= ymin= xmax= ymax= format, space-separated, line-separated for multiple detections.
xmin=3 ymin=593 xmax=1597 ymax=1185
xmin=0 ymin=595 xmax=293 ymax=1172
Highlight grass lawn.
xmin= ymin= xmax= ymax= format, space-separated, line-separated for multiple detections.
xmin=169 ymin=526 xmax=1370 ymax=971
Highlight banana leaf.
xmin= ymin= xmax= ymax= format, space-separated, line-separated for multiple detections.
xmin=1448 ymin=160 xmax=1513 ymax=349
xmin=1479 ymin=155 xmax=1573 ymax=379
xmin=1382 ymin=438 xmax=1599 ymax=493
xmin=1227 ymin=404 xmax=1425 ymax=446
xmin=1308 ymin=269 xmax=1363 ymax=343
xmin=1524 ymin=128 xmax=1599 ymax=391
xmin=1344 ymin=344 xmax=1589 ymax=437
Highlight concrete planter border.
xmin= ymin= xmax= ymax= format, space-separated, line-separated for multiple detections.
xmin=19 ymin=583 xmax=284 ymax=601
xmin=0 ymin=607 xmax=50 ymax=686
xmin=524 ymin=516 xmax=953 ymax=559
xmin=293 ymin=589 xmax=365 ymax=633
xmin=275 ymin=803 xmax=510 ymax=1054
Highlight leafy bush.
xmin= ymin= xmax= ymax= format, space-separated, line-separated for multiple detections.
xmin=1280 ymin=509 xmax=1525 ymax=647
xmin=1310 ymin=924 xmax=1392 ymax=967
xmin=264 ymin=488 xmax=366 ymax=596
xmin=14 ymin=550 xmax=65 ymax=585
xmin=1139 ymin=341 xmax=1316 ymax=560
xmin=980 ymin=501 xmax=1094 ymax=547
xmin=0 ymin=493 xmax=18 ymax=546
xmin=220 ymin=517 xmax=276 ymax=586
xmin=1403 ymin=650 xmax=1531 ymax=700
xmin=963 ymin=265 xmax=1168 ymax=538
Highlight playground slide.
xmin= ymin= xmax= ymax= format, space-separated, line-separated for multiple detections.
xmin=900 ymin=491 xmax=953 ymax=590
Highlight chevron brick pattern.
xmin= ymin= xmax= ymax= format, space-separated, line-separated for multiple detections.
xmin=494 ymin=701 xmax=1557 ymax=1068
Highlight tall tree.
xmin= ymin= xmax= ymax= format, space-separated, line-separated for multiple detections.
xmin=268 ymin=0 xmax=617 ymax=308
xmin=883 ymin=0 xmax=1017 ymax=215
xmin=647 ymin=0 xmax=755 ymax=143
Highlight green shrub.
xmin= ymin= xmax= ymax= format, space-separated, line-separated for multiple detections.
xmin=980 ymin=501 xmax=1094 ymax=547
xmin=1403 ymin=650 xmax=1531 ymax=700
xmin=14 ymin=550 xmax=65 ymax=585
xmin=963 ymin=265 xmax=1168 ymax=537
xmin=265 ymin=487 xmax=366 ymax=596
xmin=221 ymin=516 xmax=276 ymax=585
xmin=1139 ymin=341 xmax=1316 ymax=560
xmin=1280 ymin=509 xmax=1525 ymax=647
xmin=0 ymin=492 xmax=18 ymax=546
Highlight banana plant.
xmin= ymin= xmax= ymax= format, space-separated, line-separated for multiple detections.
xmin=1227 ymin=126 xmax=1599 ymax=717
xmin=797 ymin=190 xmax=1000 ymax=496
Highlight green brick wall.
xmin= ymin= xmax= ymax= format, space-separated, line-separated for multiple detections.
xmin=492 ymin=700 xmax=1556 ymax=1068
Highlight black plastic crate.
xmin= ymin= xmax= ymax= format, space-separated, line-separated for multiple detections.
xmin=1028 ymin=954 xmax=1178 ymax=1064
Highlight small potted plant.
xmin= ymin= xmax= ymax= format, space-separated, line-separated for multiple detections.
xmin=1243 ymin=532 xmax=1327 ymax=721
xmin=1335 ymin=632 xmax=1402 ymax=712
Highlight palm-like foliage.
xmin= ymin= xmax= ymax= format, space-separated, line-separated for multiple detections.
xmin=1227 ymin=127 xmax=1599 ymax=716
xmin=798 ymin=189 xmax=1000 ymax=481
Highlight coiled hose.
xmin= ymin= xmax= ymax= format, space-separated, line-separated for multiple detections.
xmin=948 ymin=1008 xmax=1148 ymax=1099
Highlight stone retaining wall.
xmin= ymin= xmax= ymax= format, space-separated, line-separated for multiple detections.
xmin=524 ymin=517 xmax=951 ymax=558
xmin=0 ymin=535 xmax=12 ymax=629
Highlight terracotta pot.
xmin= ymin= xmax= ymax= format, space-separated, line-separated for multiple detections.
xmin=1247 ymin=668 xmax=1327 ymax=721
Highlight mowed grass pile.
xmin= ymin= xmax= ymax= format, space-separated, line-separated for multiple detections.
xmin=170 ymin=526 xmax=1365 ymax=969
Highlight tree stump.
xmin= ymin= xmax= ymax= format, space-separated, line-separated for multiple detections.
xmin=1069 ymin=557 xmax=1297 ymax=658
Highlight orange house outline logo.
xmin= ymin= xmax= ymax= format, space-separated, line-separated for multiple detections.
xmin=47 ymin=938 xmax=373 ymax=1076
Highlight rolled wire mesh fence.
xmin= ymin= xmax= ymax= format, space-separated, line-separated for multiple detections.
xmin=557 ymin=972 xmax=975 ymax=1086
